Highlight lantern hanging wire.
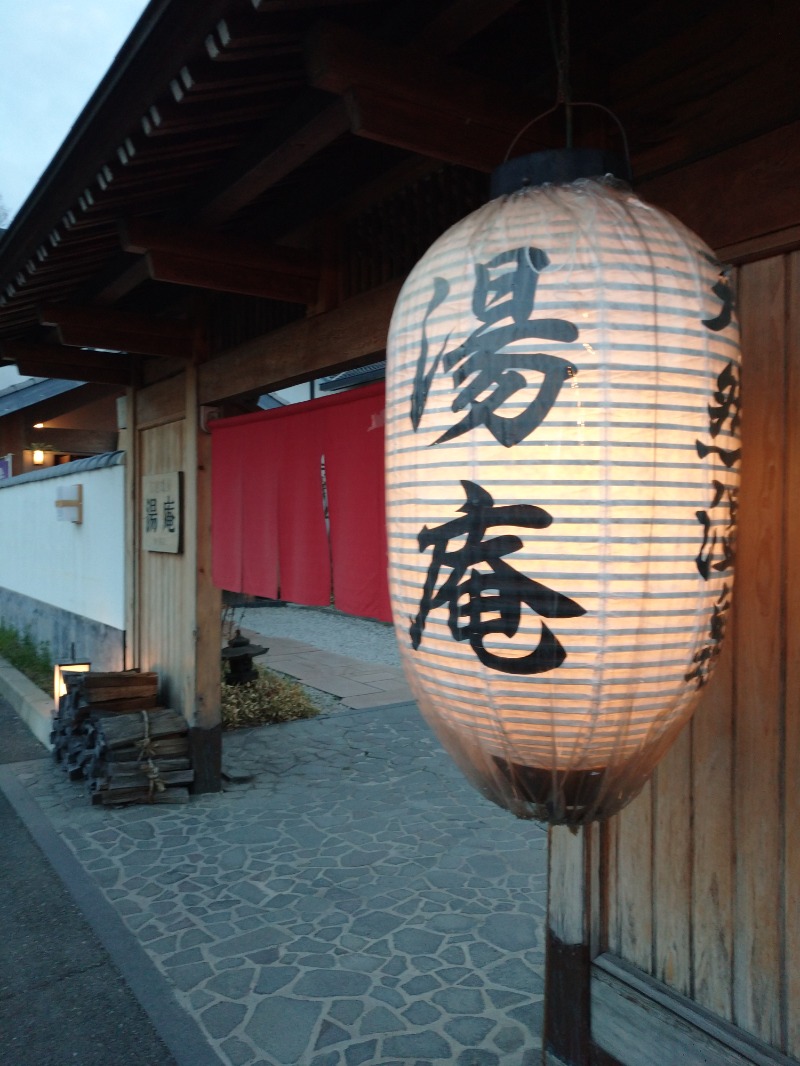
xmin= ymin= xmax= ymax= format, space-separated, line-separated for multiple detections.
xmin=502 ymin=0 xmax=631 ymax=181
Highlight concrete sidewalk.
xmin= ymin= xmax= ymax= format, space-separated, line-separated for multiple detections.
xmin=1 ymin=636 xmax=547 ymax=1066
xmin=0 ymin=698 xmax=192 ymax=1066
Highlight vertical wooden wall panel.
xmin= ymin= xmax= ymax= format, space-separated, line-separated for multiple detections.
xmin=595 ymin=252 xmax=798 ymax=1061
xmin=615 ymin=782 xmax=654 ymax=974
xmin=785 ymin=250 xmax=800 ymax=1059
xmin=604 ymin=811 xmax=620 ymax=956
xmin=194 ymin=415 xmax=222 ymax=733
xmin=732 ymin=257 xmax=786 ymax=1048
xmin=652 ymin=728 xmax=692 ymax=995
xmin=138 ymin=420 xmax=189 ymax=713
xmin=550 ymin=826 xmax=588 ymax=945
xmin=690 ymin=633 xmax=735 ymax=1021
xmin=589 ymin=821 xmax=604 ymax=961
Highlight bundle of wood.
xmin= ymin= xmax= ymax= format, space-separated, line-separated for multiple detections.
xmin=51 ymin=671 xmax=160 ymax=777
xmin=51 ymin=672 xmax=194 ymax=805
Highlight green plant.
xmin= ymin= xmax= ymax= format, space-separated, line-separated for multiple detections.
xmin=0 ymin=623 xmax=52 ymax=692
xmin=221 ymin=665 xmax=320 ymax=730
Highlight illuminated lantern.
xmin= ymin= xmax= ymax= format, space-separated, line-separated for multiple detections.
xmin=53 ymin=660 xmax=90 ymax=710
xmin=385 ymin=150 xmax=741 ymax=825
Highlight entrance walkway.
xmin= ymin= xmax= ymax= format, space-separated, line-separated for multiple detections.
xmin=236 ymin=603 xmax=414 ymax=710
xmin=1 ymin=614 xmax=548 ymax=1066
xmin=251 ymin=633 xmax=413 ymax=710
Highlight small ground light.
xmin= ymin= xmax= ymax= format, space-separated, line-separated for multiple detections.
xmin=53 ymin=661 xmax=90 ymax=710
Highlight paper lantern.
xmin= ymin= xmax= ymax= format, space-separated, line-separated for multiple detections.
xmin=385 ymin=151 xmax=741 ymax=825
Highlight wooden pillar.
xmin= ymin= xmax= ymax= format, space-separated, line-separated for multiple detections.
xmin=184 ymin=361 xmax=222 ymax=792
xmin=122 ymin=387 xmax=138 ymax=671
xmin=544 ymin=826 xmax=594 ymax=1065
xmin=125 ymin=361 xmax=221 ymax=792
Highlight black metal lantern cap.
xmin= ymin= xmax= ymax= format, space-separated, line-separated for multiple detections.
xmin=491 ymin=148 xmax=631 ymax=198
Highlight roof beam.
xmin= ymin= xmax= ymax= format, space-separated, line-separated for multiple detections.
xmin=38 ymin=305 xmax=193 ymax=359
xmin=143 ymin=249 xmax=318 ymax=302
xmin=304 ymin=20 xmax=544 ymax=169
xmin=121 ymin=217 xmax=318 ymax=275
xmin=193 ymin=98 xmax=351 ymax=227
xmin=415 ymin=0 xmax=522 ymax=52
xmin=175 ymin=5 xmax=516 ymax=230
xmin=119 ymin=217 xmax=320 ymax=302
xmin=345 ymin=87 xmax=537 ymax=172
xmin=199 ymin=277 xmax=402 ymax=404
xmin=1 ymin=341 xmax=136 ymax=385
xmin=205 ymin=18 xmax=299 ymax=63
xmin=252 ymin=0 xmax=381 ymax=10
xmin=306 ymin=19 xmax=526 ymax=113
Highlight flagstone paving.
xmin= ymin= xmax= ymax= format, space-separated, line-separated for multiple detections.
xmin=251 ymin=633 xmax=415 ymax=710
xmin=10 ymin=701 xmax=547 ymax=1065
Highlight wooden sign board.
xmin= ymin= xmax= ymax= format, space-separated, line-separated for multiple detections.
xmin=142 ymin=471 xmax=182 ymax=553
xmin=55 ymin=483 xmax=83 ymax=524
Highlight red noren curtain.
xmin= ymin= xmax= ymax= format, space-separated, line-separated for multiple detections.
xmin=210 ymin=382 xmax=390 ymax=622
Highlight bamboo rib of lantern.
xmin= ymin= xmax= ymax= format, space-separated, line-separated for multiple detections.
xmin=385 ymin=149 xmax=741 ymax=826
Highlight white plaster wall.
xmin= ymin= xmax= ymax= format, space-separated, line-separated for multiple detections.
xmin=0 ymin=464 xmax=125 ymax=629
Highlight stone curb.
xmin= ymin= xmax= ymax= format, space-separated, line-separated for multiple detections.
xmin=0 ymin=656 xmax=53 ymax=749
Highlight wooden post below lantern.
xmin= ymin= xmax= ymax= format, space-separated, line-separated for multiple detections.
xmin=545 ymin=826 xmax=593 ymax=1065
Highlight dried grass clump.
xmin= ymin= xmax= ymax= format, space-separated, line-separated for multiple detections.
xmin=221 ymin=665 xmax=320 ymax=730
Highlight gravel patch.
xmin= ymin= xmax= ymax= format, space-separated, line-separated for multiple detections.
xmin=235 ymin=604 xmax=402 ymax=669
xmin=229 ymin=604 xmax=404 ymax=717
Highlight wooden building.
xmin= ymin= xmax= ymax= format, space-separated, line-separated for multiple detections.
xmin=0 ymin=371 xmax=121 ymax=474
xmin=0 ymin=1 xmax=797 ymax=1062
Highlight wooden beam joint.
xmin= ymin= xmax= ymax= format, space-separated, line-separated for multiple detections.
xmin=305 ymin=19 xmax=546 ymax=169
xmin=38 ymin=304 xmax=193 ymax=360
xmin=1 ymin=340 xmax=136 ymax=385
xmin=119 ymin=218 xmax=320 ymax=302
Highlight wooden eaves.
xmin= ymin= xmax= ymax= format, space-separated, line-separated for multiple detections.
xmin=0 ymin=5 xmax=799 ymax=1064
xmin=0 ymin=0 xmax=797 ymax=394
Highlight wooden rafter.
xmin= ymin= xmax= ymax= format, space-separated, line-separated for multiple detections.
xmin=119 ymin=217 xmax=320 ymax=302
xmin=305 ymin=20 xmax=535 ymax=119
xmin=416 ymin=0 xmax=522 ymax=52
xmin=146 ymin=249 xmax=318 ymax=302
xmin=304 ymin=21 xmax=544 ymax=169
xmin=194 ymin=99 xmax=351 ymax=226
xmin=120 ymin=217 xmax=318 ymax=275
xmin=1 ymin=340 xmax=136 ymax=385
xmin=345 ymin=87 xmax=542 ymax=173
xmin=198 ymin=277 xmax=401 ymax=404
xmin=38 ymin=305 xmax=193 ymax=359
xmin=252 ymin=0 xmax=381 ymax=10
xmin=205 ymin=18 xmax=299 ymax=63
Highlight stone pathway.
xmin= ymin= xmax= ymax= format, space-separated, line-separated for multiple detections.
xmin=9 ymin=702 xmax=547 ymax=1065
xmin=254 ymin=634 xmax=414 ymax=710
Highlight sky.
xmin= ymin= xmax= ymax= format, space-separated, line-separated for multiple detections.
xmin=0 ymin=1 xmax=151 ymax=225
